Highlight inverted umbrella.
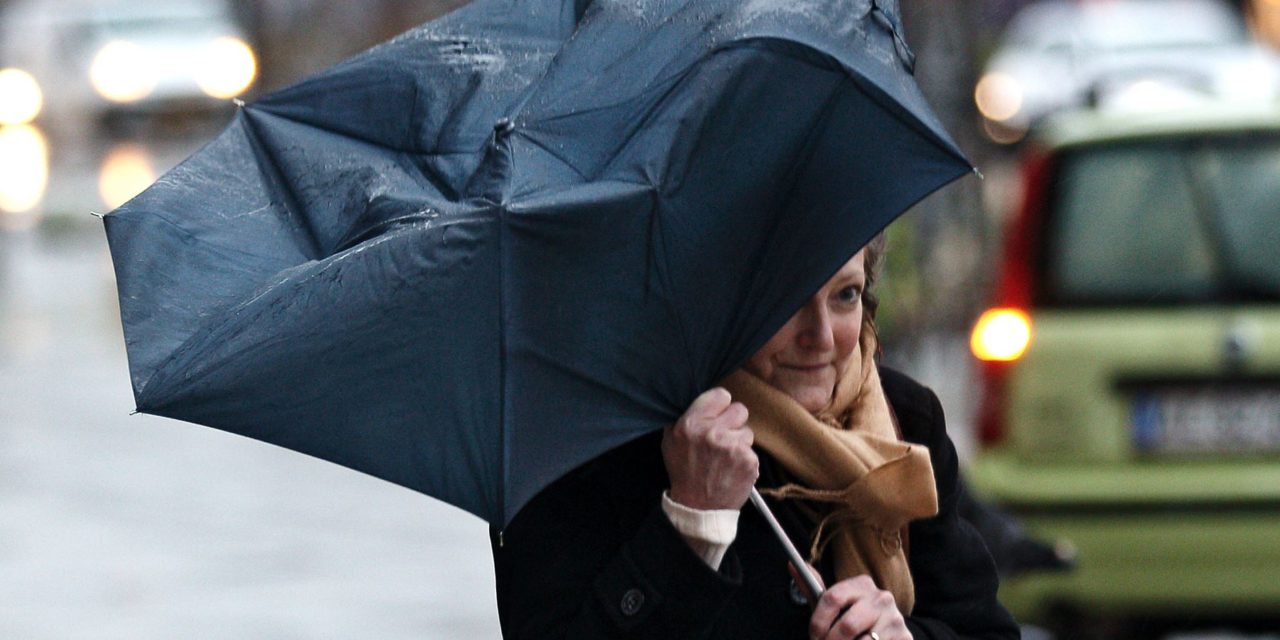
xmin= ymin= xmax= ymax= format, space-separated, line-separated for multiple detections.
xmin=104 ymin=0 xmax=970 ymax=528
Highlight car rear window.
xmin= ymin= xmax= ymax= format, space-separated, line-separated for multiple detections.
xmin=1042 ymin=132 xmax=1280 ymax=306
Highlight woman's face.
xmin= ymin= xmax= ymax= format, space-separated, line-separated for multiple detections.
xmin=744 ymin=251 xmax=866 ymax=413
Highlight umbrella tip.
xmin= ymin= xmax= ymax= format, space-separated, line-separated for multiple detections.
xmin=89 ymin=211 xmax=105 ymax=219
xmin=972 ymin=167 xmax=985 ymax=181
xmin=233 ymin=98 xmax=246 ymax=108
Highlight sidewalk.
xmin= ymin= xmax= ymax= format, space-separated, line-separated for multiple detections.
xmin=1 ymin=228 xmax=501 ymax=639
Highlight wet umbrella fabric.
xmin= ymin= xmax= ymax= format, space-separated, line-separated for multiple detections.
xmin=104 ymin=0 xmax=970 ymax=527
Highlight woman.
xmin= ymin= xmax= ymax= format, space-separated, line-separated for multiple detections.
xmin=490 ymin=237 xmax=1019 ymax=639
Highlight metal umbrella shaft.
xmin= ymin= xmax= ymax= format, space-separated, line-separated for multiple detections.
xmin=749 ymin=487 xmax=825 ymax=600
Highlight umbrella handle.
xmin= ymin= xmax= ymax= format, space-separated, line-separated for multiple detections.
xmin=749 ymin=487 xmax=825 ymax=601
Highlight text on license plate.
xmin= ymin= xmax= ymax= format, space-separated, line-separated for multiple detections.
xmin=1132 ymin=387 xmax=1280 ymax=454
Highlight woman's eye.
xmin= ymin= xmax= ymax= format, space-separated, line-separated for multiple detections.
xmin=836 ymin=286 xmax=862 ymax=304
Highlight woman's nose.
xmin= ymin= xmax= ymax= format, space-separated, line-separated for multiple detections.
xmin=795 ymin=299 xmax=835 ymax=351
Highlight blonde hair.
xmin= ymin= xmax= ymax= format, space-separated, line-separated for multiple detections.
xmin=861 ymin=231 xmax=888 ymax=356
xmin=861 ymin=231 xmax=888 ymax=322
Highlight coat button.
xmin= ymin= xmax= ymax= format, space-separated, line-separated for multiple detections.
xmin=620 ymin=588 xmax=645 ymax=616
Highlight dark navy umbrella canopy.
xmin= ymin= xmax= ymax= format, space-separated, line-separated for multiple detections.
xmin=104 ymin=0 xmax=970 ymax=526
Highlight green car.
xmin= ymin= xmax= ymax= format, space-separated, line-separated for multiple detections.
xmin=966 ymin=103 xmax=1280 ymax=634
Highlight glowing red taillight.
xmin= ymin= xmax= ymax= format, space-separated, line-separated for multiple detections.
xmin=970 ymin=307 xmax=1032 ymax=362
xmin=974 ymin=146 xmax=1053 ymax=448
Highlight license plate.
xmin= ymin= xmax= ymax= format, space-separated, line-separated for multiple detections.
xmin=1131 ymin=386 xmax=1280 ymax=454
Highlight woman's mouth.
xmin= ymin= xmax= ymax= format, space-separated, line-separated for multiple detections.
xmin=778 ymin=363 xmax=829 ymax=374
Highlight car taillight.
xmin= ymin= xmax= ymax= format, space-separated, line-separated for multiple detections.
xmin=974 ymin=145 xmax=1053 ymax=448
xmin=970 ymin=307 xmax=1032 ymax=362
xmin=976 ymin=359 xmax=1011 ymax=448
xmin=971 ymin=308 xmax=1030 ymax=448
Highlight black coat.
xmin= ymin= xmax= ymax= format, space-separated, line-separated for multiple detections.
xmin=490 ymin=367 xmax=1020 ymax=639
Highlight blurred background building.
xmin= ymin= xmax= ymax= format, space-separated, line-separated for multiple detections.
xmin=2 ymin=1 xmax=1279 ymax=638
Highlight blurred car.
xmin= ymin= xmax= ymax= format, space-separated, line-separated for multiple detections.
xmin=975 ymin=0 xmax=1280 ymax=143
xmin=968 ymin=101 xmax=1280 ymax=634
xmin=0 ymin=0 xmax=256 ymax=136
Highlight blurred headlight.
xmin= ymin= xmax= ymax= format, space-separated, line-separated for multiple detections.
xmin=981 ymin=118 xmax=1029 ymax=145
xmin=195 ymin=37 xmax=257 ymax=100
xmin=1103 ymin=79 xmax=1205 ymax=113
xmin=971 ymin=308 xmax=1032 ymax=362
xmin=975 ymin=72 xmax=1024 ymax=123
xmin=90 ymin=41 xmax=157 ymax=103
xmin=99 ymin=143 xmax=156 ymax=209
xmin=0 ymin=124 xmax=49 ymax=215
xmin=1218 ymin=58 xmax=1280 ymax=103
xmin=0 ymin=68 xmax=43 ymax=125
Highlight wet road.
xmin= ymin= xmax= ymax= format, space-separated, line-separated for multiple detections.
xmin=0 ymin=227 xmax=502 ymax=638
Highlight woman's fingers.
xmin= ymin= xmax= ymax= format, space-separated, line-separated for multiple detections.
xmin=687 ymin=387 xmax=733 ymax=420
xmin=809 ymin=576 xmax=909 ymax=640
xmin=686 ymin=390 xmax=748 ymax=431
xmin=822 ymin=598 xmax=879 ymax=640
xmin=810 ymin=575 xmax=875 ymax=638
xmin=719 ymin=399 xmax=749 ymax=428
xmin=663 ymin=389 xmax=757 ymax=510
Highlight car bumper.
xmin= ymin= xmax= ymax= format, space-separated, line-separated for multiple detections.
xmin=969 ymin=456 xmax=1280 ymax=620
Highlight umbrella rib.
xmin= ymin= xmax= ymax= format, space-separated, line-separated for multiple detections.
xmin=524 ymin=343 xmax=680 ymax=420
xmin=523 ymin=69 xmax=685 ymax=127
xmin=498 ymin=198 xmax=512 ymax=525
xmin=833 ymin=66 xmax=971 ymax=169
xmin=647 ymin=198 xmax=702 ymax=395
xmin=515 ymin=70 xmax=690 ymax=185
xmin=719 ymin=76 xmax=848 ymax=380
xmin=238 ymin=109 xmax=326 ymax=259
xmin=134 ymin=217 xmax=478 ymax=409
xmin=251 ymin=95 xmax=497 ymax=214
xmin=428 ymin=69 xmax=488 ymax=157
xmin=514 ymin=132 xmax=589 ymax=183
xmin=254 ymin=100 xmax=478 ymax=157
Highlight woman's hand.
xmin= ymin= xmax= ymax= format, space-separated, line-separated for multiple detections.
xmin=810 ymin=575 xmax=911 ymax=640
xmin=662 ymin=387 xmax=757 ymax=511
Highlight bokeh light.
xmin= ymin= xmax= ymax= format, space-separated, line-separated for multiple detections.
xmin=90 ymin=41 xmax=157 ymax=103
xmin=970 ymin=307 xmax=1033 ymax=362
xmin=975 ymin=72 xmax=1024 ymax=123
xmin=196 ymin=37 xmax=258 ymax=100
xmin=0 ymin=124 xmax=49 ymax=218
xmin=0 ymin=68 xmax=44 ymax=125
xmin=98 ymin=144 xmax=156 ymax=209
xmin=982 ymin=117 xmax=1029 ymax=145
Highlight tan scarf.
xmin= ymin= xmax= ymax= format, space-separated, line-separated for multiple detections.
xmin=721 ymin=327 xmax=938 ymax=614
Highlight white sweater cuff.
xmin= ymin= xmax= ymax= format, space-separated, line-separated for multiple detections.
xmin=661 ymin=491 xmax=740 ymax=570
